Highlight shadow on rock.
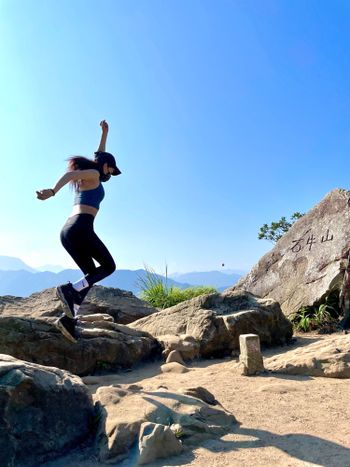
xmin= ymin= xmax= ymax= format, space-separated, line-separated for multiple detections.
xmin=93 ymin=384 xmax=239 ymax=465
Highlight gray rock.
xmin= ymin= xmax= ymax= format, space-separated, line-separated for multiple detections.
xmin=226 ymin=189 xmax=350 ymax=316
xmin=160 ymin=362 xmax=189 ymax=373
xmin=166 ymin=350 xmax=185 ymax=365
xmin=130 ymin=290 xmax=292 ymax=357
xmin=138 ymin=422 xmax=183 ymax=465
xmin=266 ymin=334 xmax=350 ymax=378
xmin=160 ymin=334 xmax=200 ymax=361
xmin=0 ymin=315 xmax=160 ymax=376
xmin=94 ymin=384 xmax=238 ymax=463
xmin=239 ymin=333 xmax=265 ymax=376
xmin=78 ymin=286 xmax=157 ymax=324
xmin=0 ymin=285 xmax=157 ymax=324
xmin=0 ymin=354 xmax=94 ymax=466
xmin=178 ymin=386 xmax=218 ymax=406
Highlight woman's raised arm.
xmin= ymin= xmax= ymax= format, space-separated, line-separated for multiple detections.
xmin=96 ymin=120 xmax=109 ymax=152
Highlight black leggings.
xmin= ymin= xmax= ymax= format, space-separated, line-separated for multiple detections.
xmin=60 ymin=214 xmax=116 ymax=304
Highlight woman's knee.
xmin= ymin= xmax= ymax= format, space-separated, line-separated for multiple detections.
xmin=105 ymin=257 xmax=116 ymax=275
xmin=60 ymin=230 xmax=67 ymax=246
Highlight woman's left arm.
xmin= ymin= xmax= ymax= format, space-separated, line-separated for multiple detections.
xmin=96 ymin=120 xmax=109 ymax=152
xmin=36 ymin=169 xmax=99 ymax=200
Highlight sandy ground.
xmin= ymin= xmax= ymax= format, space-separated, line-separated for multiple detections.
xmin=47 ymin=333 xmax=350 ymax=467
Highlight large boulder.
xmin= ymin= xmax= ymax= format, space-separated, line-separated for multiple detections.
xmin=158 ymin=334 xmax=201 ymax=361
xmin=129 ymin=290 xmax=293 ymax=357
xmin=226 ymin=189 xmax=350 ymax=316
xmin=0 ymin=354 xmax=94 ymax=466
xmin=265 ymin=334 xmax=350 ymax=378
xmin=94 ymin=383 xmax=238 ymax=463
xmin=78 ymin=286 xmax=157 ymax=324
xmin=0 ymin=285 xmax=157 ymax=324
xmin=138 ymin=422 xmax=183 ymax=465
xmin=0 ymin=314 xmax=160 ymax=376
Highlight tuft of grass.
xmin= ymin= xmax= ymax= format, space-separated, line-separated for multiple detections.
xmin=174 ymin=428 xmax=185 ymax=439
xmin=290 ymin=290 xmax=340 ymax=333
xmin=313 ymin=303 xmax=333 ymax=327
xmin=292 ymin=307 xmax=313 ymax=332
xmin=137 ymin=265 xmax=217 ymax=309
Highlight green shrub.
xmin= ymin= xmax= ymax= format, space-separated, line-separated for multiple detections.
xmin=258 ymin=212 xmax=304 ymax=243
xmin=292 ymin=307 xmax=313 ymax=332
xmin=290 ymin=290 xmax=340 ymax=333
xmin=138 ymin=266 xmax=217 ymax=309
xmin=313 ymin=303 xmax=333 ymax=327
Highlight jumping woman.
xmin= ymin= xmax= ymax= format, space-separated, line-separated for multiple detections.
xmin=36 ymin=120 xmax=121 ymax=342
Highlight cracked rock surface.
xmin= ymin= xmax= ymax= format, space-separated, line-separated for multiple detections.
xmin=93 ymin=383 xmax=238 ymax=464
xmin=130 ymin=290 xmax=292 ymax=357
xmin=226 ymin=189 xmax=350 ymax=316
xmin=0 ymin=314 xmax=160 ymax=376
xmin=265 ymin=334 xmax=350 ymax=378
xmin=0 ymin=354 xmax=94 ymax=466
xmin=0 ymin=285 xmax=157 ymax=324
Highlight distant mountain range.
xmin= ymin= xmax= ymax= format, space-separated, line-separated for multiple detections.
xmin=0 ymin=255 xmax=243 ymax=297
xmin=36 ymin=264 xmax=67 ymax=273
xmin=169 ymin=271 xmax=242 ymax=289
xmin=0 ymin=255 xmax=36 ymax=273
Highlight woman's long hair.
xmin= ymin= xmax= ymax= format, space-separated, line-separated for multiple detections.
xmin=67 ymin=156 xmax=98 ymax=190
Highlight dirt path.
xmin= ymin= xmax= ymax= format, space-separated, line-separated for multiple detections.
xmin=51 ymin=334 xmax=350 ymax=466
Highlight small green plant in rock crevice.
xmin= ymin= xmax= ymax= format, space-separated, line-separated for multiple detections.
xmin=173 ymin=427 xmax=185 ymax=439
xmin=290 ymin=290 xmax=341 ymax=333
xmin=313 ymin=303 xmax=333 ymax=327
xmin=293 ymin=307 xmax=313 ymax=332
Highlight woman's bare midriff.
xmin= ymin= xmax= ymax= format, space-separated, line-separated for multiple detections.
xmin=70 ymin=204 xmax=98 ymax=217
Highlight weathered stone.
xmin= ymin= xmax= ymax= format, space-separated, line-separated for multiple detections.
xmin=161 ymin=362 xmax=189 ymax=374
xmin=178 ymin=386 xmax=218 ymax=406
xmin=0 ymin=315 xmax=160 ymax=376
xmin=166 ymin=350 xmax=185 ymax=365
xmin=226 ymin=189 xmax=350 ymax=316
xmin=239 ymin=334 xmax=265 ymax=376
xmin=138 ymin=422 xmax=183 ymax=464
xmin=158 ymin=334 xmax=200 ymax=361
xmin=266 ymin=334 xmax=350 ymax=378
xmin=0 ymin=354 xmax=94 ymax=466
xmin=0 ymin=285 xmax=157 ymax=324
xmin=78 ymin=286 xmax=157 ymax=324
xmin=130 ymin=290 xmax=292 ymax=357
xmin=94 ymin=384 xmax=238 ymax=463
xmin=78 ymin=313 xmax=114 ymax=323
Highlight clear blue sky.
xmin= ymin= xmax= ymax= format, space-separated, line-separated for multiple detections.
xmin=1 ymin=0 xmax=350 ymax=274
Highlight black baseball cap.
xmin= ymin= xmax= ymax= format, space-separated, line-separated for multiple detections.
xmin=94 ymin=151 xmax=121 ymax=176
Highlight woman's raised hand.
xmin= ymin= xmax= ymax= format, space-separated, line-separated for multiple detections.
xmin=36 ymin=189 xmax=55 ymax=200
xmin=100 ymin=120 xmax=109 ymax=133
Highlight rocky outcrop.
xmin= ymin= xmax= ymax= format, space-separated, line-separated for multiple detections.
xmin=0 ymin=314 xmax=160 ymax=376
xmin=166 ymin=350 xmax=186 ymax=365
xmin=160 ymin=362 xmax=190 ymax=373
xmin=0 ymin=354 xmax=94 ymax=466
xmin=138 ymin=422 xmax=183 ymax=464
xmin=130 ymin=290 xmax=293 ymax=357
xmin=226 ymin=189 xmax=350 ymax=316
xmin=0 ymin=285 xmax=157 ymax=324
xmin=159 ymin=334 xmax=200 ymax=361
xmin=94 ymin=384 xmax=238 ymax=464
xmin=78 ymin=286 xmax=157 ymax=324
xmin=265 ymin=334 xmax=350 ymax=378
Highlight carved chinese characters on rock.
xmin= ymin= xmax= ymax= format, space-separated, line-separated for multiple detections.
xmin=291 ymin=229 xmax=334 ymax=254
